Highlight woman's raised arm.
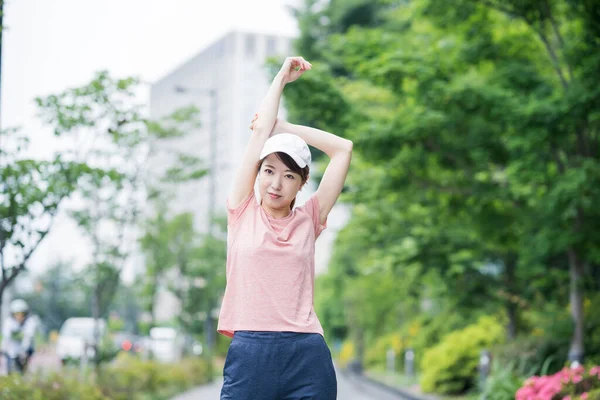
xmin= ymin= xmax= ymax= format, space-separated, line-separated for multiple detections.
xmin=228 ymin=57 xmax=312 ymax=209
xmin=272 ymin=120 xmax=353 ymax=224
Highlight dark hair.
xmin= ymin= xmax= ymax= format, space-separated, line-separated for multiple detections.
xmin=259 ymin=152 xmax=310 ymax=209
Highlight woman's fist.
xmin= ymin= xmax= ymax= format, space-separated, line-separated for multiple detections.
xmin=278 ymin=57 xmax=312 ymax=84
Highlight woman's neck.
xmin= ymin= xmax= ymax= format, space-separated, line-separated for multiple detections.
xmin=261 ymin=203 xmax=292 ymax=219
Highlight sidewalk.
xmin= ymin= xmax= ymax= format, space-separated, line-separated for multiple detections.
xmin=360 ymin=370 xmax=440 ymax=400
xmin=170 ymin=378 xmax=223 ymax=400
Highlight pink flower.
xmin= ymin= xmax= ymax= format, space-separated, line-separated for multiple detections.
xmin=562 ymin=396 xmax=571 ymax=400
xmin=581 ymin=393 xmax=588 ymax=400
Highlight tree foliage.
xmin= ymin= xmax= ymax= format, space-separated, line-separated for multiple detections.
xmin=1 ymin=71 xmax=206 ymax=337
xmin=289 ymin=0 xmax=600 ymax=380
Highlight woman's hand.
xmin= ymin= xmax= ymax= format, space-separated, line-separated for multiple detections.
xmin=277 ymin=57 xmax=312 ymax=85
xmin=249 ymin=114 xmax=286 ymax=136
xmin=249 ymin=113 xmax=258 ymax=130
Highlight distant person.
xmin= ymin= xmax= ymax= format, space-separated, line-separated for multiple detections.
xmin=218 ymin=56 xmax=353 ymax=399
xmin=1 ymin=299 xmax=36 ymax=374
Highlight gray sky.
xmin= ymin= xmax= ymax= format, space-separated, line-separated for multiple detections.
xmin=2 ymin=0 xmax=299 ymax=278
xmin=3 ymin=0 xmax=298 ymax=134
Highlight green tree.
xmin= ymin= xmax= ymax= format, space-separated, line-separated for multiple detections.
xmin=31 ymin=71 xmax=204 ymax=362
xmin=139 ymin=209 xmax=226 ymax=332
xmin=291 ymin=0 xmax=600 ymax=368
xmin=18 ymin=261 xmax=90 ymax=333
xmin=0 ymin=128 xmax=107 ymax=319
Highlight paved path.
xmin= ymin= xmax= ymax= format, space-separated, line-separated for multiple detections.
xmin=172 ymin=369 xmax=406 ymax=400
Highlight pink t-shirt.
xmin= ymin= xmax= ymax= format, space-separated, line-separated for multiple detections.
xmin=216 ymin=191 xmax=327 ymax=338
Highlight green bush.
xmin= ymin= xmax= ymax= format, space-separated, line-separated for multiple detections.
xmin=0 ymin=373 xmax=107 ymax=400
xmin=365 ymin=331 xmax=403 ymax=370
xmin=419 ymin=315 xmax=505 ymax=395
xmin=0 ymin=355 xmax=209 ymax=400
xmin=480 ymin=359 xmax=530 ymax=400
xmin=405 ymin=312 xmax=474 ymax=370
xmin=490 ymin=336 xmax=567 ymax=377
xmin=97 ymin=353 xmax=209 ymax=400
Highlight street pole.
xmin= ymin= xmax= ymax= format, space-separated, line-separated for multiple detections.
xmin=0 ymin=0 xmax=4 ymax=129
xmin=173 ymin=85 xmax=218 ymax=380
xmin=208 ymin=89 xmax=217 ymax=236
xmin=205 ymin=88 xmax=217 ymax=381
xmin=0 ymin=1 xmax=5 ymax=335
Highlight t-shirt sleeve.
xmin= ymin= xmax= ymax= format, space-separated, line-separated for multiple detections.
xmin=303 ymin=195 xmax=328 ymax=239
xmin=226 ymin=191 xmax=256 ymax=226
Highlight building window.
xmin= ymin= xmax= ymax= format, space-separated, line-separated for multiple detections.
xmin=214 ymin=42 xmax=224 ymax=58
xmin=217 ymin=38 xmax=226 ymax=57
xmin=266 ymin=37 xmax=277 ymax=56
xmin=245 ymin=34 xmax=255 ymax=57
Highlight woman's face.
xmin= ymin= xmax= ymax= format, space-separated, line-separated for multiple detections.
xmin=258 ymin=154 xmax=305 ymax=213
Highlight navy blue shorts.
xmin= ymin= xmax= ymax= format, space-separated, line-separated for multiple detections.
xmin=220 ymin=331 xmax=337 ymax=400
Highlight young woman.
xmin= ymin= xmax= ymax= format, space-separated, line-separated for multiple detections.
xmin=217 ymin=56 xmax=353 ymax=400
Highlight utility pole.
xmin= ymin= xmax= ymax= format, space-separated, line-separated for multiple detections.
xmin=173 ymin=85 xmax=218 ymax=381
xmin=207 ymin=89 xmax=217 ymax=236
xmin=205 ymin=88 xmax=217 ymax=381
xmin=0 ymin=0 xmax=4 ymax=129
xmin=0 ymin=0 xmax=5 ymax=334
xmin=174 ymin=85 xmax=218 ymax=235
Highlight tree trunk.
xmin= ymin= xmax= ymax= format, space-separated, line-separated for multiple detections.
xmin=567 ymin=248 xmax=585 ymax=363
xmin=1 ymin=0 xmax=4 ymax=128
xmin=506 ymin=301 xmax=518 ymax=341
xmin=504 ymin=256 xmax=519 ymax=340
xmin=0 ymin=282 xmax=5 ymax=334
xmin=150 ymin=275 xmax=158 ymax=328
xmin=92 ymin=284 xmax=101 ymax=369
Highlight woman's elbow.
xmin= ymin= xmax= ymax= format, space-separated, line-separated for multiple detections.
xmin=342 ymin=138 xmax=353 ymax=153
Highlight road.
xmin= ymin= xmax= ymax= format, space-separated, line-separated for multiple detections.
xmin=172 ymin=369 xmax=407 ymax=400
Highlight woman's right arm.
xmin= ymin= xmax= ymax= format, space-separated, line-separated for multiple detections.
xmin=228 ymin=57 xmax=312 ymax=209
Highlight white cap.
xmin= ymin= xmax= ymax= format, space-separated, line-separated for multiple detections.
xmin=259 ymin=133 xmax=311 ymax=168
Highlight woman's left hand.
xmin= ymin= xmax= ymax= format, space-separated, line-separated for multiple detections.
xmin=249 ymin=113 xmax=258 ymax=130
xmin=250 ymin=114 xmax=286 ymax=136
xmin=277 ymin=57 xmax=312 ymax=84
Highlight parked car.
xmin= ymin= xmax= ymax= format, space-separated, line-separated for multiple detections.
xmin=148 ymin=327 xmax=185 ymax=363
xmin=56 ymin=318 xmax=107 ymax=364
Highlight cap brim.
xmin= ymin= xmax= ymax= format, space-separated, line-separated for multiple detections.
xmin=260 ymin=148 xmax=307 ymax=168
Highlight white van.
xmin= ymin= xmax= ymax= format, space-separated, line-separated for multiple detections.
xmin=56 ymin=318 xmax=106 ymax=364
xmin=148 ymin=327 xmax=184 ymax=363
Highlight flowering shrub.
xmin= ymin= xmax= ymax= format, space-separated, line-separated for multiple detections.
xmin=516 ymin=365 xmax=600 ymax=400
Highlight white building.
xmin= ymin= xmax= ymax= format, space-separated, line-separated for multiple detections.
xmin=148 ymin=31 xmax=350 ymax=322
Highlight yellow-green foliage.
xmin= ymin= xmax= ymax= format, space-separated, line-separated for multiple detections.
xmin=365 ymin=331 xmax=404 ymax=369
xmin=420 ymin=316 xmax=505 ymax=395
xmin=0 ymin=374 xmax=107 ymax=400
xmin=98 ymin=353 xmax=209 ymax=400
xmin=0 ymin=355 xmax=209 ymax=400
xmin=587 ymin=389 xmax=600 ymax=400
xmin=338 ymin=340 xmax=355 ymax=367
